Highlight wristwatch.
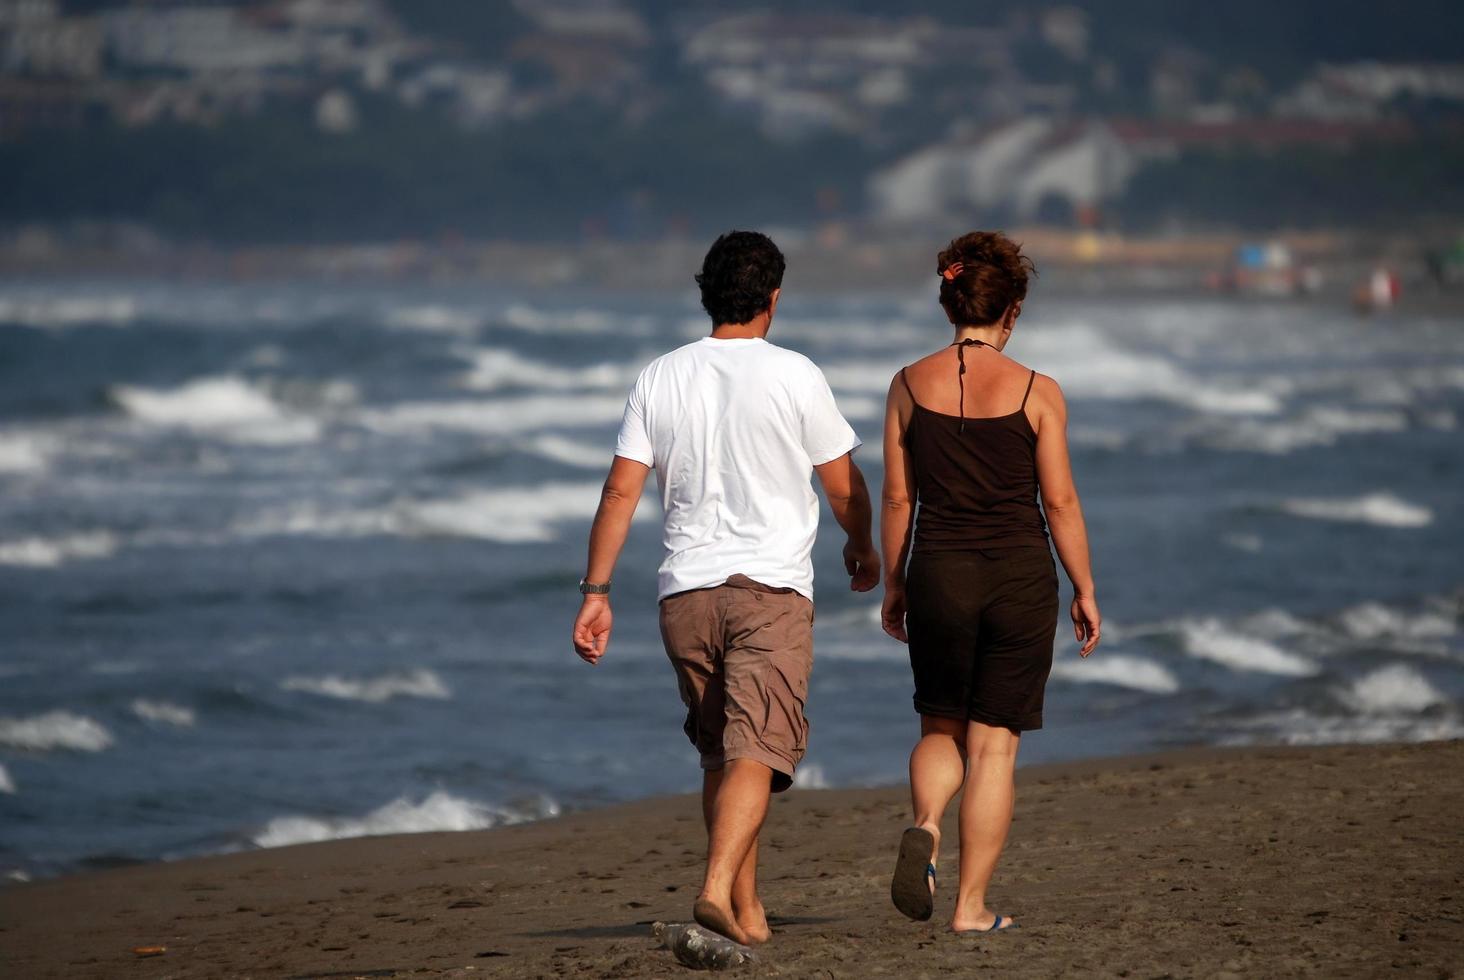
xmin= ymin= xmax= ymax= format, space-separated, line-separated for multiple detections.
xmin=579 ymin=579 xmax=611 ymax=595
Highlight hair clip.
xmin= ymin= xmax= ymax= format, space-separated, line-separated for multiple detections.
xmin=941 ymin=262 xmax=964 ymax=281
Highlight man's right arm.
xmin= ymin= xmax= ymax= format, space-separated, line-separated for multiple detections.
xmin=813 ymin=453 xmax=879 ymax=592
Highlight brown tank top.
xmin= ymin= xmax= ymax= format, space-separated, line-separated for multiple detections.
xmin=901 ymin=341 xmax=1049 ymax=552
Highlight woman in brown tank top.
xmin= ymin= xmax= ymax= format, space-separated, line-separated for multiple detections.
xmin=881 ymin=231 xmax=1101 ymax=934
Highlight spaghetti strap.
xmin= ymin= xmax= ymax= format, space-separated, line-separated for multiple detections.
xmin=1019 ymin=370 xmax=1036 ymax=411
xmin=899 ymin=368 xmax=915 ymax=399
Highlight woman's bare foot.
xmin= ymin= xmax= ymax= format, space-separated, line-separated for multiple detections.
xmin=951 ymin=908 xmax=1018 ymax=933
xmin=693 ymin=896 xmax=751 ymax=945
xmin=735 ymin=900 xmax=771 ymax=944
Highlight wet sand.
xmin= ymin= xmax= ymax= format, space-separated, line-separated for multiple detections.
xmin=2 ymin=740 xmax=1460 ymax=979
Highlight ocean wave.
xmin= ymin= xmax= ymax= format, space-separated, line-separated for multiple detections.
xmin=0 ymin=711 xmax=114 ymax=752
xmin=1177 ymin=619 xmax=1318 ymax=676
xmin=1050 ymin=655 xmax=1180 ymax=694
xmin=357 ymin=394 xmax=627 ymax=437
xmin=0 ymin=532 xmax=116 ymax=568
xmin=401 ymin=483 xmax=653 ymax=542
xmin=129 ymin=699 xmax=196 ymax=727
xmin=384 ymin=304 xmax=485 ymax=334
xmin=1337 ymin=602 xmax=1457 ymax=643
xmin=1021 ymin=323 xmax=1285 ymax=415
xmin=499 ymin=304 xmax=656 ymax=336
xmin=1339 ymin=665 xmax=1447 ymax=714
xmin=521 ymin=434 xmax=614 ymax=469
xmin=1200 ymin=407 xmax=1409 ymax=455
xmin=458 ymin=347 xmax=639 ymax=393
xmin=1220 ymin=708 xmax=1464 ymax=747
xmin=792 ymin=763 xmax=830 ymax=789
xmin=238 ymin=481 xmax=648 ymax=544
xmin=251 ymin=790 xmax=559 ymax=849
xmin=111 ymin=376 xmax=322 ymax=445
xmin=1277 ymin=492 xmax=1433 ymax=529
xmin=0 ymin=433 xmax=50 ymax=474
xmin=280 ymin=668 xmax=451 ymax=703
xmin=0 ymin=294 xmax=138 ymax=328
xmin=0 ymin=763 xmax=14 ymax=794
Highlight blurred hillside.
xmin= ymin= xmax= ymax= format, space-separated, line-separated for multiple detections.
xmin=1 ymin=0 xmax=1463 ymax=244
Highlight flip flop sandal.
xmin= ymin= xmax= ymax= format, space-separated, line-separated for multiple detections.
xmin=891 ymin=826 xmax=937 ymax=921
xmin=955 ymin=914 xmax=1020 ymax=935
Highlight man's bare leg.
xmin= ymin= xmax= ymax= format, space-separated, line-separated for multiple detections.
xmin=695 ymin=758 xmax=772 ymax=944
xmin=909 ymin=714 xmax=968 ymax=883
xmin=950 ymin=721 xmax=1021 ymax=932
xmin=702 ymin=769 xmax=771 ymax=942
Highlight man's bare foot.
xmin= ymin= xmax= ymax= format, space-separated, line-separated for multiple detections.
xmin=735 ymin=900 xmax=771 ymax=944
xmin=693 ymin=896 xmax=751 ymax=945
xmin=951 ymin=908 xmax=1018 ymax=933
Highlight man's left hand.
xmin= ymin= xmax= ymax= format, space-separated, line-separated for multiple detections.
xmin=843 ymin=541 xmax=880 ymax=592
xmin=572 ymin=597 xmax=614 ymax=665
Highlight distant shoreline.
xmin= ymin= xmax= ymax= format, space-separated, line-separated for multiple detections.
xmin=1 ymin=226 xmax=1454 ymax=297
xmin=3 ymin=740 xmax=1459 ymax=978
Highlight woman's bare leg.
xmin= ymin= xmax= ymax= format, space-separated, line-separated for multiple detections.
xmin=909 ymin=714 xmax=968 ymax=875
xmin=951 ymin=721 xmax=1021 ymax=931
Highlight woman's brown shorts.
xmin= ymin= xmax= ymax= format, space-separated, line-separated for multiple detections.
xmin=905 ymin=548 xmax=1059 ymax=732
xmin=659 ymin=574 xmax=814 ymax=792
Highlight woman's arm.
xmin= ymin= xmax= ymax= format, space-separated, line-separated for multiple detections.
xmin=1032 ymin=375 xmax=1101 ymax=656
xmin=880 ymin=374 xmax=918 ymax=642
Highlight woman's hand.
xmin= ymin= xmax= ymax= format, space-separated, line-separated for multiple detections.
xmin=882 ymin=587 xmax=908 ymax=643
xmin=1071 ymin=594 xmax=1101 ymax=657
xmin=572 ymin=596 xmax=613 ymax=665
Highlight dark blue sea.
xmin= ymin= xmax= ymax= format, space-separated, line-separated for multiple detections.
xmin=1 ymin=279 xmax=1461 ymax=881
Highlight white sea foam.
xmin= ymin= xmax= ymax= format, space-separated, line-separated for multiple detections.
xmin=5 ymin=869 xmax=31 ymax=882
xmin=0 ymin=763 xmax=14 ymax=794
xmin=500 ymin=304 xmax=655 ymax=335
xmin=1222 ymin=532 xmax=1264 ymax=553
xmin=1050 ymin=655 xmax=1180 ymax=694
xmin=1340 ymin=665 xmax=1447 ymax=714
xmin=1278 ymin=492 xmax=1432 ymax=529
xmin=240 ymin=481 xmax=637 ymax=544
xmin=1020 ymin=323 xmax=1284 ymax=415
xmin=1338 ymin=603 xmax=1457 ymax=642
xmin=0 ymin=434 xmax=49 ymax=474
xmin=521 ymin=434 xmax=613 ymax=469
xmin=112 ymin=376 xmax=321 ymax=445
xmin=130 ymin=699 xmax=196 ymax=727
xmin=0 ymin=532 xmax=116 ymax=568
xmin=1221 ymin=709 xmax=1464 ymax=747
xmin=251 ymin=790 xmax=556 ymax=849
xmin=459 ymin=348 xmax=638 ymax=392
xmin=1206 ymin=407 xmax=1408 ymax=454
xmin=792 ymin=763 xmax=830 ymax=789
xmin=1235 ymin=608 xmax=1316 ymax=641
xmin=253 ymin=791 xmax=491 ymax=848
xmin=400 ymin=482 xmax=654 ymax=542
xmin=1178 ymin=619 xmax=1318 ymax=676
xmin=384 ymin=304 xmax=485 ymax=333
xmin=280 ymin=668 xmax=451 ymax=703
xmin=0 ymin=295 xmax=138 ymax=328
xmin=358 ymin=395 xmax=627 ymax=437
xmin=0 ymin=711 xmax=113 ymax=752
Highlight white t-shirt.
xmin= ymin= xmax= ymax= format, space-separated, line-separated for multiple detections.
xmin=615 ymin=337 xmax=861 ymax=601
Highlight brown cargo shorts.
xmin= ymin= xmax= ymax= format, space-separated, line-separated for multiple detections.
xmin=658 ymin=574 xmax=814 ymax=792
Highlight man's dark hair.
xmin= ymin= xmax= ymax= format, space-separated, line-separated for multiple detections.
xmin=695 ymin=231 xmax=786 ymax=326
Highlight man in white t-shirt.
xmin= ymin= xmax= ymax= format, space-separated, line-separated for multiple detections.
xmin=572 ymin=230 xmax=878 ymax=946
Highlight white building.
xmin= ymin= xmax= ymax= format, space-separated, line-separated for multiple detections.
xmin=869 ymin=119 xmax=1138 ymax=224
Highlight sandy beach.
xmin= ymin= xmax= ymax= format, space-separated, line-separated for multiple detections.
xmin=2 ymin=740 xmax=1460 ymax=979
